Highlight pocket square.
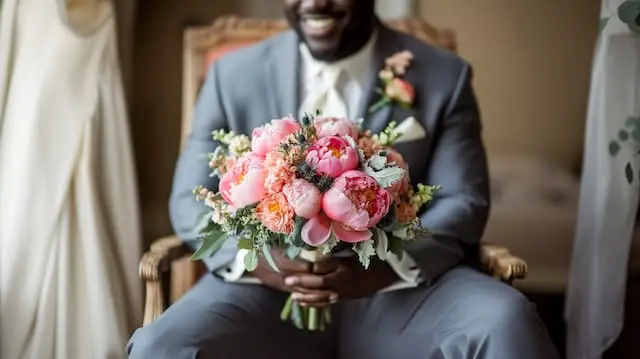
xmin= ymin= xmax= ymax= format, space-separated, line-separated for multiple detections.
xmin=395 ymin=117 xmax=426 ymax=143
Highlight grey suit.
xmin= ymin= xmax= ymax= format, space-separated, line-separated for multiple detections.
xmin=128 ymin=24 xmax=559 ymax=359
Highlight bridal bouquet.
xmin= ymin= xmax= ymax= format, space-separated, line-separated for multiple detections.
xmin=192 ymin=113 xmax=440 ymax=331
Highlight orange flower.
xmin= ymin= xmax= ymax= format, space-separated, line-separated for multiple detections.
xmin=357 ymin=136 xmax=384 ymax=159
xmin=256 ymin=193 xmax=295 ymax=234
xmin=396 ymin=201 xmax=418 ymax=224
xmin=385 ymin=78 xmax=415 ymax=105
xmin=264 ymin=150 xmax=296 ymax=193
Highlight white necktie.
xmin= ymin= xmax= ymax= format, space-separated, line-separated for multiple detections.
xmin=300 ymin=66 xmax=348 ymax=118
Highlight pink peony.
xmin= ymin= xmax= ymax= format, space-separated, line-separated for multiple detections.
xmin=385 ymin=78 xmax=415 ymax=105
xmin=386 ymin=149 xmax=410 ymax=199
xmin=219 ymin=154 xmax=266 ymax=208
xmin=303 ymin=170 xmax=392 ymax=244
xmin=301 ymin=213 xmax=333 ymax=246
xmin=256 ymin=193 xmax=295 ymax=234
xmin=251 ymin=116 xmax=301 ymax=157
xmin=313 ymin=117 xmax=359 ymax=140
xmin=283 ymin=178 xmax=322 ymax=219
xmin=305 ymin=136 xmax=359 ymax=178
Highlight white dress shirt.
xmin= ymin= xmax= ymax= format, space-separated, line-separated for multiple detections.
xmin=216 ymin=34 xmax=423 ymax=292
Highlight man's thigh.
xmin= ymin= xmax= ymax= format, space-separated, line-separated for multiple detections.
xmin=338 ymin=266 xmax=560 ymax=359
xmin=127 ymin=274 xmax=335 ymax=359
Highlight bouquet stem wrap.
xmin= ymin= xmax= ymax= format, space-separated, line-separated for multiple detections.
xmin=279 ymin=249 xmax=331 ymax=331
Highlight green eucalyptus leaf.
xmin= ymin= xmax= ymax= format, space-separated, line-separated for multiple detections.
xmin=368 ymin=154 xmax=387 ymax=170
xmin=373 ymin=228 xmax=389 ymax=260
xmin=387 ymin=235 xmax=405 ymax=260
xmin=285 ymin=246 xmax=302 ymax=260
xmin=353 ymin=240 xmax=376 ymax=269
xmin=618 ymin=1 xmax=640 ymax=33
xmin=262 ymin=243 xmax=280 ymax=272
xmin=625 ymin=117 xmax=639 ymax=128
xmin=243 ymin=250 xmax=259 ymax=271
xmin=237 ymin=238 xmax=253 ymax=250
xmin=619 ymin=129 xmax=630 ymax=141
xmin=365 ymin=166 xmax=405 ymax=188
xmin=609 ymin=141 xmax=621 ymax=156
xmin=632 ymin=128 xmax=640 ymax=143
xmin=287 ymin=217 xmax=307 ymax=247
xmin=625 ymin=162 xmax=634 ymax=184
xmin=599 ymin=17 xmax=611 ymax=33
xmin=194 ymin=210 xmax=212 ymax=230
xmin=191 ymin=230 xmax=226 ymax=260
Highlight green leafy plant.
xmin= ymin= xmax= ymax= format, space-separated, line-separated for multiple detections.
xmin=601 ymin=1 xmax=640 ymax=184
xmin=609 ymin=117 xmax=640 ymax=183
xmin=600 ymin=0 xmax=640 ymax=33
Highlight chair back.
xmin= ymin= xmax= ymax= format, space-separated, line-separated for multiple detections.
xmin=181 ymin=16 xmax=457 ymax=150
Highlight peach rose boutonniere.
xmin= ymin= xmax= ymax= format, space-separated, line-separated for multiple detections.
xmin=369 ymin=50 xmax=416 ymax=114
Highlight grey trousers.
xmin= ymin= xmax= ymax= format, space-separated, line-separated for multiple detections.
xmin=127 ymin=266 xmax=560 ymax=359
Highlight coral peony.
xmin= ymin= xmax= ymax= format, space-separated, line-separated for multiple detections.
xmin=219 ymin=154 xmax=266 ymax=208
xmin=256 ymin=193 xmax=295 ymax=234
xmin=251 ymin=116 xmax=301 ymax=157
xmin=313 ymin=117 xmax=359 ymax=140
xmin=321 ymin=170 xmax=392 ymax=243
xmin=283 ymin=178 xmax=322 ymax=219
xmin=305 ymin=136 xmax=359 ymax=178
xmin=264 ymin=150 xmax=296 ymax=193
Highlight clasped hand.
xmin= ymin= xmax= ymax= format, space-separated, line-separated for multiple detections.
xmin=250 ymin=249 xmax=398 ymax=307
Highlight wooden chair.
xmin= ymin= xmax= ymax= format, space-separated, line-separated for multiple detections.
xmin=140 ymin=16 xmax=528 ymax=326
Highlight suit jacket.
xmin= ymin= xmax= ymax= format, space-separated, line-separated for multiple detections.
xmin=169 ymin=23 xmax=491 ymax=286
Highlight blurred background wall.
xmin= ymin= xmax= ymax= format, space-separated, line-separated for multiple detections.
xmin=421 ymin=0 xmax=600 ymax=169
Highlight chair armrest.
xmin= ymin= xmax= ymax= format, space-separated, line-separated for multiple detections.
xmin=139 ymin=235 xmax=190 ymax=326
xmin=479 ymin=243 xmax=528 ymax=284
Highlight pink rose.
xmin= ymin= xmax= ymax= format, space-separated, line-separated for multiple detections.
xmin=219 ymin=154 xmax=266 ymax=208
xmin=313 ymin=117 xmax=359 ymax=140
xmin=385 ymin=78 xmax=415 ymax=105
xmin=251 ymin=116 xmax=301 ymax=157
xmin=301 ymin=170 xmax=391 ymax=244
xmin=283 ymin=178 xmax=322 ymax=219
xmin=386 ymin=149 xmax=409 ymax=198
xmin=305 ymin=136 xmax=359 ymax=178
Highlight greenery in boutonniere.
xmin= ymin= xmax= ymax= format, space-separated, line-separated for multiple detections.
xmin=609 ymin=117 xmax=640 ymax=183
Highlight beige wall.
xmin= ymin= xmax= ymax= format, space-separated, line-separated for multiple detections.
xmin=421 ymin=0 xmax=600 ymax=169
xmin=132 ymin=1 xmax=247 ymax=245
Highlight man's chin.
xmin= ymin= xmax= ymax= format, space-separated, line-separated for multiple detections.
xmin=303 ymin=39 xmax=342 ymax=62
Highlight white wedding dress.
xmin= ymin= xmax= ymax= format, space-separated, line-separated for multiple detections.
xmin=0 ymin=0 xmax=142 ymax=358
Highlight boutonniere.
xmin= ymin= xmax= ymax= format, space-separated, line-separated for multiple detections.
xmin=369 ymin=50 xmax=416 ymax=114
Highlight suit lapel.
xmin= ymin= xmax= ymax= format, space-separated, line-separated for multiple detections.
xmin=266 ymin=31 xmax=300 ymax=118
xmin=358 ymin=25 xmax=419 ymax=134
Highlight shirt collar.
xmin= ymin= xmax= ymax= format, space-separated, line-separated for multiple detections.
xmin=299 ymin=31 xmax=378 ymax=87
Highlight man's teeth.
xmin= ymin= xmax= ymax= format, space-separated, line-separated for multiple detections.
xmin=305 ymin=18 xmax=336 ymax=30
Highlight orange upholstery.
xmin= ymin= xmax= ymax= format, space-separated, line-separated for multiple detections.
xmin=203 ymin=41 xmax=256 ymax=73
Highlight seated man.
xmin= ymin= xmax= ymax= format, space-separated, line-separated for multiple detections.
xmin=127 ymin=0 xmax=560 ymax=358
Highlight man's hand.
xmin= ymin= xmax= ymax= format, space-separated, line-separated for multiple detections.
xmin=284 ymin=257 xmax=399 ymax=306
xmin=249 ymin=249 xmax=338 ymax=306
